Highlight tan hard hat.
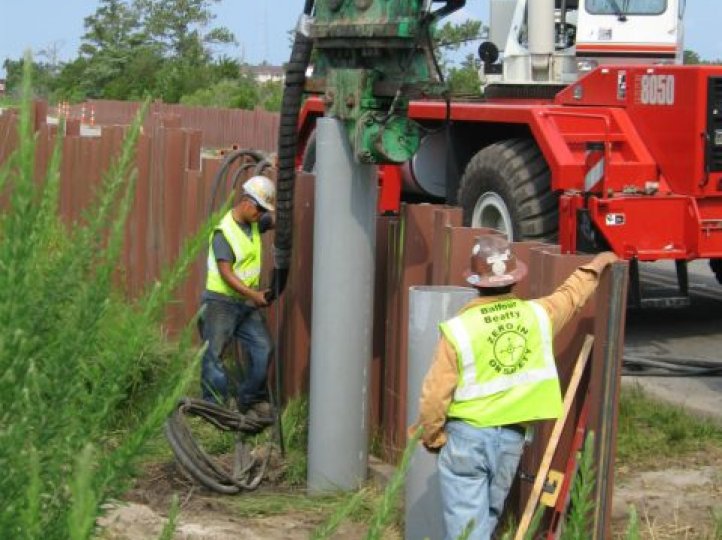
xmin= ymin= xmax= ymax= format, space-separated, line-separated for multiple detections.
xmin=243 ymin=175 xmax=276 ymax=211
xmin=464 ymin=235 xmax=527 ymax=288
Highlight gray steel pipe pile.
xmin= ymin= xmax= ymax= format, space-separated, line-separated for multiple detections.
xmin=405 ymin=286 xmax=478 ymax=540
xmin=307 ymin=118 xmax=378 ymax=492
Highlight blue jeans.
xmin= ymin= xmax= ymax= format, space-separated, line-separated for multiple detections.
xmin=438 ymin=421 xmax=525 ymax=540
xmin=199 ymin=299 xmax=272 ymax=408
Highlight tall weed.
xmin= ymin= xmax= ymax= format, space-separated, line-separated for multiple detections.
xmin=0 ymin=57 xmax=209 ymax=538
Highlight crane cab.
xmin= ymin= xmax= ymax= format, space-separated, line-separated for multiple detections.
xmin=481 ymin=0 xmax=684 ymax=90
xmin=575 ymin=0 xmax=684 ymax=70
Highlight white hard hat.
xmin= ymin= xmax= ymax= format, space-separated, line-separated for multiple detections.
xmin=242 ymin=175 xmax=276 ymax=211
xmin=464 ymin=234 xmax=527 ymax=288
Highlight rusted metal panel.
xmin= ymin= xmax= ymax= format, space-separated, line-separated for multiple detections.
xmin=430 ymin=208 xmax=463 ymax=285
xmin=84 ymin=99 xmax=280 ymax=151
xmin=382 ymin=203 xmax=453 ymax=458
xmin=278 ymin=172 xmax=316 ymax=398
xmin=590 ymin=263 xmax=628 ymax=539
xmin=371 ymin=215 xmax=396 ymax=432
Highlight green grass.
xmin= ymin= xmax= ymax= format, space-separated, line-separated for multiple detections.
xmin=0 ymin=56 xmax=214 ymax=538
xmin=616 ymin=385 xmax=722 ymax=468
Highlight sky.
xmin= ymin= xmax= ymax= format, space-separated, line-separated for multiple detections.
xmin=0 ymin=0 xmax=720 ymax=78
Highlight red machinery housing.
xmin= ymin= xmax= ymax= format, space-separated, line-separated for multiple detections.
xmin=298 ymin=64 xmax=722 ymax=300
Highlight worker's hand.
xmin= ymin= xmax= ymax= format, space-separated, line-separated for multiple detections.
xmin=423 ymin=443 xmax=441 ymax=455
xmin=596 ymin=251 xmax=619 ymax=267
xmin=249 ymin=290 xmax=269 ymax=308
xmin=589 ymin=251 xmax=619 ymax=274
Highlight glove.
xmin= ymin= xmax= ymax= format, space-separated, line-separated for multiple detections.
xmin=263 ymin=268 xmax=289 ymax=304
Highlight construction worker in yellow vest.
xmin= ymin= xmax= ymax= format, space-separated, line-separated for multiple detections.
xmin=411 ymin=234 xmax=618 ymax=540
xmin=199 ymin=175 xmax=276 ymax=420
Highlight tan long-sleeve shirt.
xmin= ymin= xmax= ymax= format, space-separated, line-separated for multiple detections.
xmin=412 ymin=259 xmax=608 ymax=450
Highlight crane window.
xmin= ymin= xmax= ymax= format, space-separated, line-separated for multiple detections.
xmin=586 ymin=0 xmax=667 ymax=15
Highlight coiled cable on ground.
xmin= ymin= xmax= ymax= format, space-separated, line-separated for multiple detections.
xmin=623 ymin=355 xmax=722 ymax=377
xmin=165 ymin=397 xmax=275 ymax=494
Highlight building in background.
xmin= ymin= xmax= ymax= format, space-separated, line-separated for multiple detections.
xmin=243 ymin=64 xmax=284 ymax=83
xmin=0 ymin=79 xmax=6 ymax=97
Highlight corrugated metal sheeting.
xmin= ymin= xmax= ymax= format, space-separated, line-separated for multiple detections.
xmin=59 ymin=99 xmax=280 ymax=152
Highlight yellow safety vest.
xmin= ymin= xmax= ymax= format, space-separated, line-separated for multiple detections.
xmin=440 ymin=298 xmax=562 ymax=427
xmin=205 ymin=211 xmax=262 ymax=299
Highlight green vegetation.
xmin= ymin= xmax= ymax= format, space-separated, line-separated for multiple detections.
xmin=617 ymin=385 xmax=722 ymax=468
xmin=0 ymin=59 xmax=211 ymax=538
xmin=684 ymin=49 xmax=722 ymax=65
xmin=560 ymin=432 xmax=596 ymax=540
xmin=433 ymin=19 xmax=485 ymax=96
xmin=2 ymin=0 xmax=282 ymax=110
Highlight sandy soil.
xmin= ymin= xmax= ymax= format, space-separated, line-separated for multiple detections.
xmin=98 ymin=455 xmax=722 ymax=540
xmin=611 ymin=452 xmax=722 ymax=539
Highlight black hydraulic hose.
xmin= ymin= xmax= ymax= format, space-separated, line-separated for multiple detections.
xmin=231 ymin=161 xmax=257 ymax=192
xmin=164 ymin=397 xmax=274 ymax=493
xmin=622 ymin=354 xmax=722 ymax=377
xmin=272 ymin=6 xmax=314 ymax=298
xmin=208 ymin=149 xmax=267 ymax=216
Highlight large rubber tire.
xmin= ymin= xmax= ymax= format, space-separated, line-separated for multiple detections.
xmin=458 ymin=139 xmax=558 ymax=242
xmin=711 ymin=259 xmax=722 ymax=285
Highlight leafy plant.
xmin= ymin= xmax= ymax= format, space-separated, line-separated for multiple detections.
xmin=561 ymin=432 xmax=596 ymax=540
xmin=0 ymin=56 xmax=208 ymax=538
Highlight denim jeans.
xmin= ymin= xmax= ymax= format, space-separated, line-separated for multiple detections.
xmin=198 ymin=298 xmax=272 ymax=408
xmin=438 ymin=421 xmax=525 ymax=540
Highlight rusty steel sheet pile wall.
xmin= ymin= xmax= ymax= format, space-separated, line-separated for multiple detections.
xmin=58 ymin=100 xmax=280 ymax=152
xmin=0 ymin=103 xmax=243 ymax=337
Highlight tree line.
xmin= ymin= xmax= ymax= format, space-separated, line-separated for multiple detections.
xmin=3 ymin=0 xmax=717 ymax=111
xmin=2 ymin=0 xmax=283 ymax=111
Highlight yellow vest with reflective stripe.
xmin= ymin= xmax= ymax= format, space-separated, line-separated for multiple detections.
xmin=205 ymin=211 xmax=262 ymax=299
xmin=441 ymin=298 xmax=563 ymax=427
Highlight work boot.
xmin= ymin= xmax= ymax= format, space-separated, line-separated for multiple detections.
xmin=250 ymin=401 xmax=273 ymax=419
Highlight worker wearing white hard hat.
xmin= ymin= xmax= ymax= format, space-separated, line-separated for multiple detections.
xmin=411 ymin=234 xmax=619 ymax=540
xmin=198 ymin=175 xmax=277 ymax=421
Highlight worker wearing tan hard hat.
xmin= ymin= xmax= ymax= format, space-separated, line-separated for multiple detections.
xmin=199 ymin=175 xmax=276 ymax=421
xmin=411 ymin=234 xmax=618 ymax=540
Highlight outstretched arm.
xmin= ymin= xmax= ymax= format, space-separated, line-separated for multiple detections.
xmin=536 ymin=252 xmax=619 ymax=334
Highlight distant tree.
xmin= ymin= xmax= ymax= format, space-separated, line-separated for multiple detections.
xmin=57 ymin=0 xmax=160 ymax=99
xmin=447 ymin=53 xmax=482 ymax=96
xmin=211 ymin=55 xmax=242 ymax=80
xmin=135 ymin=0 xmax=234 ymax=62
xmin=258 ymin=79 xmax=283 ymax=112
xmin=2 ymin=58 xmax=55 ymax=97
xmin=684 ymin=49 xmax=703 ymax=65
xmin=433 ymin=19 xmax=484 ymax=74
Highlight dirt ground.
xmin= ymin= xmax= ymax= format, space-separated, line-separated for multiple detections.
xmin=98 ymin=461 xmax=375 ymax=540
xmin=611 ymin=450 xmax=722 ymax=539
xmin=97 ymin=449 xmax=722 ymax=540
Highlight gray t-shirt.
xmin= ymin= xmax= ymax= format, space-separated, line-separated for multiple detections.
xmin=202 ymin=213 xmax=273 ymax=304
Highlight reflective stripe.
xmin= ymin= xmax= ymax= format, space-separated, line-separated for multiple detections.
xmin=448 ymin=317 xmax=476 ymax=388
xmin=455 ymin=365 xmax=559 ymax=401
xmin=235 ymin=267 xmax=261 ymax=281
xmin=584 ymin=154 xmax=605 ymax=191
xmin=206 ymin=212 xmax=262 ymax=297
xmin=451 ymin=300 xmax=558 ymax=402
xmin=528 ymin=301 xmax=555 ymax=368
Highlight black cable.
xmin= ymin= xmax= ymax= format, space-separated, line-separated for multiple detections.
xmin=208 ymin=149 xmax=267 ymax=216
xmin=622 ymin=355 xmax=722 ymax=377
xmin=164 ymin=397 xmax=275 ymax=493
